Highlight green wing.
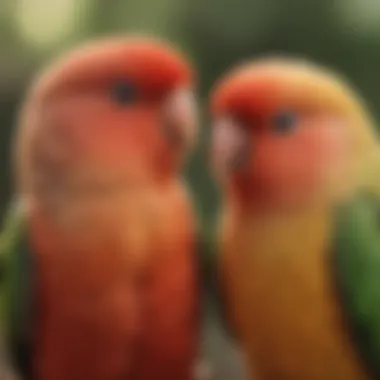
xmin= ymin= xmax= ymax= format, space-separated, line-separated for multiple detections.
xmin=0 ymin=200 xmax=35 ymax=379
xmin=198 ymin=222 xmax=236 ymax=341
xmin=333 ymin=193 xmax=380 ymax=378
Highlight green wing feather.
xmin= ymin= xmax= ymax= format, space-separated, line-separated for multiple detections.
xmin=334 ymin=193 xmax=380 ymax=378
xmin=0 ymin=200 xmax=35 ymax=379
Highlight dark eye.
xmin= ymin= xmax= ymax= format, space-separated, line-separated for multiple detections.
xmin=273 ymin=111 xmax=298 ymax=135
xmin=111 ymin=80 xmax=138 ymax=106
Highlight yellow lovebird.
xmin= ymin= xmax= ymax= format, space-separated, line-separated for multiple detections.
xmin=209 ymin=57 xmax=380 ymax=380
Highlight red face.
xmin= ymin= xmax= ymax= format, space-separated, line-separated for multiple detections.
xmin=211 ymin=69 xmax=351 ymax=210
xmin=19 ymin=38 xmax=198 ymax=200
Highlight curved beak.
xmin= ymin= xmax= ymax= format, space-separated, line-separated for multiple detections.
xmin=211 ymin=117 xmax=250 ymax=174
xmin=162 ymin=88 xmax=198 ymax=149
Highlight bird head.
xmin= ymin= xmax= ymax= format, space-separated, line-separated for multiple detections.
xmin=210 ymin=58 xmax=377 ymax=211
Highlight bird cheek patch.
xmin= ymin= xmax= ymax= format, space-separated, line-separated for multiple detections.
xmin=305 ymin=117 xmax=353 ymax=202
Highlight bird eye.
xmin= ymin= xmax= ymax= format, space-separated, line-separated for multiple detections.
xmin=273 ymin=111 xmax=298 ymax=135
xmin=111 ymin=80 xmax=138 ymax=106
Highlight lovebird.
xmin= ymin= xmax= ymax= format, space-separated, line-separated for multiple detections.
xmin=209 ymin=57 xmax=380 ymax=380
xmin=0 ymin=37 xmax=202 ymax=380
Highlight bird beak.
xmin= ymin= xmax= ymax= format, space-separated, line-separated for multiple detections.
xmin=211 ymin=117 xmax=250 ymax=174
xmin=162 ymin=88 xmax=198 ymax=149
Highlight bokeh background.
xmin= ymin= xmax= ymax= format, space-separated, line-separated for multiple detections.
xmin=1 ymin=0 xmax=380 ymax=378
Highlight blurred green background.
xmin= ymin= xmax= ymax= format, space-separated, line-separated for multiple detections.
xmin=2 ymin=0 xmax=380 ymax=223
xmin=1 ymin=1 xmax=380 ymax=378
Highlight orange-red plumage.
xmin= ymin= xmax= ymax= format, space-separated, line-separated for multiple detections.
xmin=14 ymin=37 xmax=200 ymax=380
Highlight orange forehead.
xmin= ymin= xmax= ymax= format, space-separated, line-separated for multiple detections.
xmin=212 ymin=69 xmax=280 ymax=120
xmin=34 ymin=37 xmax=194 ymax=100
xmin=210 ymin=58 xmax=362 ymax=122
